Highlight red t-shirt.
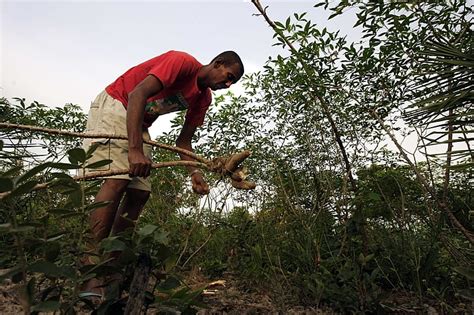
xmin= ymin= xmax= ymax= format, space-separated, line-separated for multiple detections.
xmin=105 ymin=51 xmax=212 ymax=128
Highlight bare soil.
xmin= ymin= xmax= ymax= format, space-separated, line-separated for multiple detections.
xmin=1 ymin=271 xmax=471 ymax=314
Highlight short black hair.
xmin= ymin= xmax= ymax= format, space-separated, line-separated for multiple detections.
xmin=211 ymin=51 xmax=244 ymax=78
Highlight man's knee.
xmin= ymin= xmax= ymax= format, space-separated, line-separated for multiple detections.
xmin=102 ymin=179 xmax=130 ymax=193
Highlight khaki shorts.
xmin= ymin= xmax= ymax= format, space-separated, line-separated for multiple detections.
xmin=83 ymin=90 xmax=152 ymax=192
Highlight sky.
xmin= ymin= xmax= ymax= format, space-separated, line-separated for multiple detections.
xmin=1 ymin=0 xmax=361 ymax=138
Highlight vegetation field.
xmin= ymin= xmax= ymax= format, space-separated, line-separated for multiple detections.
xmin=1 ymin=1 xmax=473 ymax=314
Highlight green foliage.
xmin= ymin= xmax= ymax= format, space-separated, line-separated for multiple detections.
xmin=156 ymin=0 xmax=472 ymax=312
xmin=0 ymin=143 xmax=201 ymax=313
xmin=0 ymin=97 xmax=86 ymax=160
xmin=355 ymin=165 xmax=426 ymax=219
xmin=1 ymin=0 xmax=472 ymax=313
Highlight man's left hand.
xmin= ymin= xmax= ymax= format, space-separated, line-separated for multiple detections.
xmin=191 ymin=172 xmax=210 ymax=195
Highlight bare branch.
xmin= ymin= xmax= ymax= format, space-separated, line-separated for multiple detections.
xmin=0 ymin=122 xmax=207 ymax=163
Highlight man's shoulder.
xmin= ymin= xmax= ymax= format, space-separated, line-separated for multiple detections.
xmin=161 ymin=50 xmax=200 ymax=64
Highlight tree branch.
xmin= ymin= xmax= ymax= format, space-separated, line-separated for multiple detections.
xmin=0 ymin=122 xmax=207 ymax=164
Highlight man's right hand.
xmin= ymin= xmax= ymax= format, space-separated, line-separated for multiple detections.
xmin=128 ymin=149 xmax=152 ymax=178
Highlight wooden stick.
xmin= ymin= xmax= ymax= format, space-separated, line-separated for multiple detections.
xmin=0 ymin=123 xmax=257 ymax=197
xmin=0 ymin=122 xmax=208 ymax=163
xmin=0 ymin=161 xmax=206 ymax=200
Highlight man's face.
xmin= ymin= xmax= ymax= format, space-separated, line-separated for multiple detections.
xmin=208 ymin=62 xmax=242 ymax=91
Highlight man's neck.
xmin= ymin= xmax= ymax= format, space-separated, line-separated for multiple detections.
xmin=197 ymin=65 xmax=210 ymax=91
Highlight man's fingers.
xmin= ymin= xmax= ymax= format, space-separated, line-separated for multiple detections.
xmin=130 ymin=164 xmax=141 ymax=177
xmin=193 ymin=184 xmax=209 ymax=195
xmin=144 ymin=159 xmax=152 ymax=178
xmin=129 ymin=161 xmax=151 ymax=178
xmin=143 ymin=164 xmax=151 ymax=178
xmin=129 ymin=164 xmax=136 ymax=177
xmin=201 ymin=182 xmax=209 ymax=194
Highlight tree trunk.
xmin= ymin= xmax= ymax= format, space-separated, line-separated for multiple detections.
xmin=124 ymin=253 xmax=152 ymax=315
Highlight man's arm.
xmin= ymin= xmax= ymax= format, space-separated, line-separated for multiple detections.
xmin=127 ymin=75 xmax=163 ymax=178
xmin=176 ymin=120 xmax=210 ymax=195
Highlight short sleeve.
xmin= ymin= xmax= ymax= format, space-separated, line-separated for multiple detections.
xmin=147 ymin=51 xmax=193 ymax=88
xmin=185 ymin=91 xmax=212 ymax=127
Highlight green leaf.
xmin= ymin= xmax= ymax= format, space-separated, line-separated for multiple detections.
xmin=0 ymin=177 xmax=13 ymax=193
xmin=68 ymin=189 xmax=84 ymax=207
xmin=24 ymin=278 xmax=35 ymax=305
xmin=49 ymin=208 xmax=75 ymax=215
xmin=453 ymin=266 xmax=474 ymax=280
xmin=117 ymin=248 xmax=136 ymax=265
xmin=164 ymin=255 xmax=178 ymax=273
xmin=0 ymin=223 xmax=12 ymax=232
xmin=1 ymin=166 xmax=22 ymax=177
xmin=28 ymin=260 xmax=64 ymax=278
xmin=285 ymin=16 xmax=291 ymax=29
xmin=328 ymin=9 xmax=343 ymax=20
xmin=158 ymin=276 xmax=181 ymax=291
xmin=170 ymin=287 xmax=190 ymax=299
xmin=137 ymin=224 xmax=158 ymax=237
xmin=100 ymin=237 xmax=127 ymax=253
xmin=68 ymin=148 xmax=87 ymax=164
xmin=50 ymin=179 xmax=80 ymax=192
xmin=10 ymin=225 xmax=35 ymax=233
xmin=368 ymin=192 xmax=381 ymax=201
xmin=0 ymin=140 xmax=3 ymax=151
xmin=45 ymin=233 xmax=66 ymax=242
xmin=0 ymin=267 xmax=22 ymax=282
xmin=10 ymin=180 xmax=38 ymax=197
xmin=154 ymin=230 xmax=169 ymax=245
xmin=85 ymin=159 xmax=112 ymax=169
xmin=31 ymin=300 xmax=60 ymax=312
xmin=16 ymin=162 xmax=52 ymax=185
xmin=78 ymin=292 xmax=102 ymax=298
xmin=85 ymin=200 xmax=111 ymax=211
xmin=79 ymin=273 xmax=98 ymax=283
xmin=59 ymin=212 xmax=84 ymax=219
xmin=274 ymin=21 xmax=284 ymax=29
xmin=49 ymin=162 xmax=80 ymax=170
xmin=44 ymin=242 xmax=60 ymax=262
xmin=85 ymin=142 xmax=100 ymax=158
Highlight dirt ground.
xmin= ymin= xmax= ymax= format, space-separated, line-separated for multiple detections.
xmin=186 ymin=271 xmax=335 ymax=315
xmin=0 ymin=273 xmax=334 ymax=315
xmin=0 ymin=281 xmax=23 ymax=314
xmin=1 ymin=271 xmax=471 ymax=314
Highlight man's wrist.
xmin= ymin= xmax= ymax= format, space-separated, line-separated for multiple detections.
xmin=129 ymin=146 xmax=144 ymax=153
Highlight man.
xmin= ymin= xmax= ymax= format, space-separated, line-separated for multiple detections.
xmin=83 ymin=50 xmax=244 ymax=260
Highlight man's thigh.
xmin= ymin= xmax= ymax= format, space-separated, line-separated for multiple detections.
xmin=83 ymin=91 xmax=152 ymax=192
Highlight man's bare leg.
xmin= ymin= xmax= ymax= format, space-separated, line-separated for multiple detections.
xmin=98 ymin=188 xmax=150 ymax=292
xmin=89 ymin=179 xmax=130 ymax=242
xmin=111 ymin=188 xmax=150 ymax=236
xmin=82 ymin=178 xmax=130 ymax=296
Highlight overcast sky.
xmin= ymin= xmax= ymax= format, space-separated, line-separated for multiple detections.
xmin=1 ymin=0 xmax=361 ymax=137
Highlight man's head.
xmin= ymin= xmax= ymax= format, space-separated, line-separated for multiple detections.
xmin=199 ymin=51 xmax=244 ymax=91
